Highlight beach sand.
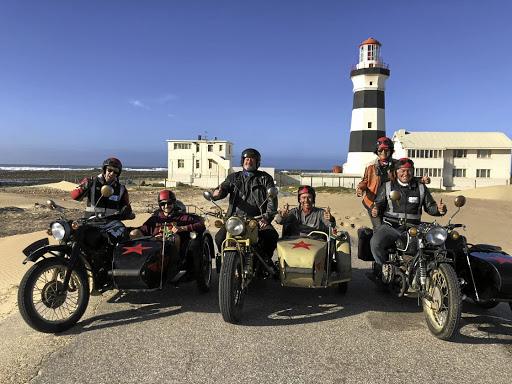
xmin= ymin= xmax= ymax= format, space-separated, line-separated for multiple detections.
xmin=1 ymin=182 xmax=511 ymax=321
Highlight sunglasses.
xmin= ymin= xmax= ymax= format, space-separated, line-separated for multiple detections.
xmin=377 ymin=148 xmax=390 ymax=153
xmin=159 ymin=201 xmax=174 ymax=207
xmin=106 ymin=168 xmax=120 ymax=175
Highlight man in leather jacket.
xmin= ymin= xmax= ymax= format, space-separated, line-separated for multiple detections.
xmin=212 ymin=148 xmax=278 ymax=260
xmin=71 ymin=157 xmax=132 ymax=241
xmin=369 ymin=158 xmax=446 ymax=275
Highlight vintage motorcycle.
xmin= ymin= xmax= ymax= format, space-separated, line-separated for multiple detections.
xmin=203 ymin=187 xmax=279 ymax=323
xmin=276 ymin=224 xmax=351 ymax=293
xmin=18 ymin=185 xmax=214 ymax=333
xmin=358 ymin=191 xmax=463 ymax=340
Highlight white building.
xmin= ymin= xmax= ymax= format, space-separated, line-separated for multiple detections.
xmin=393 ymin=130 xmax=512 ymax=190
xmin=167 ymin=136 xmax=234 ymax=188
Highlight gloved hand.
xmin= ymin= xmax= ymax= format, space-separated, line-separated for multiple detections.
xmin=120 ymin=204 xmax=134 ymax=220
xmin=79 ymin=178 xmax=92 ymax=191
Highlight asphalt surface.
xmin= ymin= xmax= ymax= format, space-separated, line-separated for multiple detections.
xmin=1 ymin=247 xmax=512 ymax=384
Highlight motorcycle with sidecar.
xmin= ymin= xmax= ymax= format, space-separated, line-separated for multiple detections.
xmin=18 ymin=185 xmax=214 ymax=333
xmin=358 ymin=192 xmax=512 ymax=339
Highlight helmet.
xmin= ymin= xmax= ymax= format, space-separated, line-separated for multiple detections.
xmin=102 ymin=157 xmax=123 ymax=176
xmin=374 ymin=137 xmax=394 ymax=155
xmin=297 ymin=185 xmax=316 ymax=204
xmin=158 ymin=190 xmax=176 ymax=206
xmin=240 ymin=148 xmax=261 ymax=168
xmin=395 ymin=158 xmax=414 ymax=170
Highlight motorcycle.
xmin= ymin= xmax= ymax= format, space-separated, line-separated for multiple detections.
xmin=276 ymin=224 xmax=351 ymax=293
xmin=18 ymin=185 xmax=214 ymax=333
xmin=203 ymin=187 xmax=279 ymax=323
xmin=358 ymin=191 xmax=463 ymax=340
xmin=443 ymin=197 xmax=512 ymax=313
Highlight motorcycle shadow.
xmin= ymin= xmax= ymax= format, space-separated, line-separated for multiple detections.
xmin=452 ymin=301 xmax=512 ymax=345
xmin=237 ymin=268 xmax=424 ymax=328
xmin=62 ymin=276 xmax=220 ymax=335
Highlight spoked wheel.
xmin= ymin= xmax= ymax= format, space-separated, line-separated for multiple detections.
xmin=18 ymin=258 xmax=90 ymax=333
xmin=218 ymin=251 xmax=245 ymax=323
xmin=422 ymin=263 xmax=461 ymax=340
xmin=195 ymin=236 xmax=213 ymax=292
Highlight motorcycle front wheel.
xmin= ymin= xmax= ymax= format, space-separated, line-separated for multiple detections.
xmin=195 ymin=235 xmax=213 ymax=292
xmin=219 ymin=251 xmax=245 ymax=323
xmin=423 ymin=263 xmax=461 ymax=340
xmin=18 ymin=258 xmax=90 ymax=333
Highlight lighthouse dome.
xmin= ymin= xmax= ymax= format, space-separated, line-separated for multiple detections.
xmin=360 ymin=37 xmax=382 ymax=47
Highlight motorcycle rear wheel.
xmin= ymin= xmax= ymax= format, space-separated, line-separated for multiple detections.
xmin=423 ymin=263 xmax=461 ymax=340
xmin=219 ymin=251 xmax=245 ymax=323
xmin=195 ymin=236 xmax=213 ymax=292
xmin=18 ymin=258 xmax=90 ymax=333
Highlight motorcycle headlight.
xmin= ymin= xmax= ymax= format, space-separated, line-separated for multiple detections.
xmin=51 ymin=221 xmax=71 ymax=241
xmin=425 ymin=226 xmax=448 ymax=246
xmin=226 ymin=217 xmax=244 ymax=236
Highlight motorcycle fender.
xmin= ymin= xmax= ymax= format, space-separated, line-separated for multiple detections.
xmin=22 ymin=241 xmax=71 ymax=264
xmin=468 ymin=251 xmax=512 ymax=299
xmin=277 ymin=237 xmax=327 ymax=287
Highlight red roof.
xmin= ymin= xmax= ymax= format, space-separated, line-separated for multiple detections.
xmin=359 ymin=37 xmax=381 ymax=47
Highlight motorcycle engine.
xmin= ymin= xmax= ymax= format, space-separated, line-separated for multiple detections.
xmin=395 ymin=233 xmax=418 ymax=256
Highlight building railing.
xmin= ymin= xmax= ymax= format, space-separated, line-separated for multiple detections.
xmin=351 ymin=61 xmax=390 ymax=71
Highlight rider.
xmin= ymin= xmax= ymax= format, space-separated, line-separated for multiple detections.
xmin=71 ymin=157 xmax=132 ymax=241
xmin=369 ymin=158 xmax=446 ymax=278
xmin=212 ymin=148 xmax=279 ymax=261
xmin=275 ymin=185 xmax=335 ymax=238
xmin=130 ymin=189 xmax=205 ymax=245
xmin=357 ymin=137 xmax=430 ymax=232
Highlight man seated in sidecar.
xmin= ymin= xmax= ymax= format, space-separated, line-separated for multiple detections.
xmin=275 ymin=185 xmax=335 ymax=239
xmin=369 ymin=158 xmax=446 ymax=282
xmin=130 ymin=190 xmax=206 ymax=270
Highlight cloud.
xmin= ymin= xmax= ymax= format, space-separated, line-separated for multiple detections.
xmin=155 ymin=93 xmax=178 ymax=104
xmin=128 ymin=100 xmax=151 ymax=110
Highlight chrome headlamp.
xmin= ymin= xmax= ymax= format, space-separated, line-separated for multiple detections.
xmin=425 ymin=226 xmax=448 ymax=246
xmin=226 ymin=217 xmax=244 ymax=236
xmin=50 ymin=220 xmax=71 ymax=241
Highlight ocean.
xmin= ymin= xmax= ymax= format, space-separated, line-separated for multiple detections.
xmin=0 ymin=164 xmax=168 ymax=187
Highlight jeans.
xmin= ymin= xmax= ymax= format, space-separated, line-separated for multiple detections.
xmin=369 ymin=223 xmax=401 ymax=265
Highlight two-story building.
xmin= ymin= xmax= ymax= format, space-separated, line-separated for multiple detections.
xmin=392 ymin=130 xmax=512 ymax=190
xmin=167 ymin=136 xmax=234 ymax=188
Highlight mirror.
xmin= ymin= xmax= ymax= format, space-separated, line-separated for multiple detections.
xmin=101 ymin=185 xmax=114 ymax=197
xmin=46 ymin=200 xmax=56 ymax=210
xmin=454 ymin=195 xmax=466 ymax=208
xmin=203 ymin=190 xmax=213 ymax=201
xmin=267 ymin=186 xmax=278 ymax=198
xmin=389 ymin=190 xmax=402 ymax=201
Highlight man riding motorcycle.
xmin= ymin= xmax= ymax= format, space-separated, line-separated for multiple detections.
xmin=369 ymin=158 xmax=446 ymax=280
xmin=212 ymin=148 xmax=278 ymax=261
xmin=71 ymin=157 xmax=133 ymax=241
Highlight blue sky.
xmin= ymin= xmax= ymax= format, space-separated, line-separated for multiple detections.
xmin=1 ymin=1 xmax=510 ymax=169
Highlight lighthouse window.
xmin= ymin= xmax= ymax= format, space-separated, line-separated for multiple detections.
xmin=369 ymin=81 xmax=373 ymax=85
xmin=367 ymin=122 xmax=372 ymax=128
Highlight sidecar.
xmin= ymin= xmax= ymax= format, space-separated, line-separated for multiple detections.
xmin=448 ymin=238 xmax=512 ymax=309
xmin=276 ymin=228 xmax=351 ymax=292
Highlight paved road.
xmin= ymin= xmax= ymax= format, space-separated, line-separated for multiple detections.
xmin=1 ymin=248 xmax=511 ymax=383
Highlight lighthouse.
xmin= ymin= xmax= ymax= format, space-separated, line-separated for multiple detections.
xmin=343 ymin=37 xmax=390 ymax=175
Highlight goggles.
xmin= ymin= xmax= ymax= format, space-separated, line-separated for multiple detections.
xmin=377 ymin=139 xmax=392 ymax=147
xmin=396 ymin=158 xmax=414 ymax=169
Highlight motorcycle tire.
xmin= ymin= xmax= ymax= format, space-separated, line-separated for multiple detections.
xmin=337 ymin=282 xmax=348 ymax=294
xmin=218 ymin=251 xmax=245 ymax=323
xmin=18 ymin=258 xmax=90 ymax=333
xmin=195 ymin=236 xmax=213 ymax=292
xmin=422 ymin=263 xmax=461 ymax=340
xmin=473 ymin=299 xmax=499 ymax=309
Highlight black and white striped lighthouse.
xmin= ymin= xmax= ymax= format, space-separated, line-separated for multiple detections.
xmin=343 ymin=37 xmax=390 ymax=175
